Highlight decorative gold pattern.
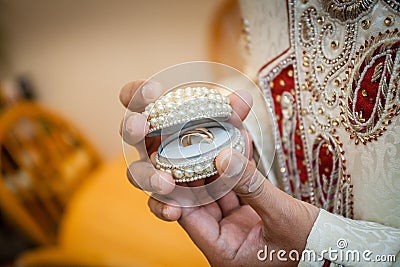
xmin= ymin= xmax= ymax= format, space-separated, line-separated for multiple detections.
xmin=362 ymin=19 xmax=371 ymax=29
xmin=311 ymin=133 xmax=353 ymax=217
xmin=385 ymin=15 xmax=394 ymax=26
xmin=383 ymin=0 xmax=400 ymax=12
xmin=259 ymin=0 xmax=400 ymax=219
xmin=340 ymin=30 xmax=400 ymax=145
xmin=321 ymin=0 xmax=378 ymax=22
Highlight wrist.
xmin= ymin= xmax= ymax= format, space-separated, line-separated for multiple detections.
xmin=263 ymin=190 xmax=319 ymax=253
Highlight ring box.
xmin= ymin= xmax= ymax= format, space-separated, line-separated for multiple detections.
xmin=143 ymin=85 xmax=245 ymax=183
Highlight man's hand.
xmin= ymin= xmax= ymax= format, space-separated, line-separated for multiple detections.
xmin=120 ymin=81 xmax=319 ymax=266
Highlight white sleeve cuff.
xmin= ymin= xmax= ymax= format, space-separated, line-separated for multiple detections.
xmin=298 ymin=209 xmax=400 ymax=267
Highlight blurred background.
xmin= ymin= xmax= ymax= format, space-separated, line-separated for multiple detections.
xmin=0 ymin=0 xmax=246 ymax=266
xmin=0 ymin=0 xmax=243 ymax=159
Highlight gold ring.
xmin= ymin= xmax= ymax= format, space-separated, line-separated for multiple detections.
xmin=179 ymin=127 xmax=214 ymax=147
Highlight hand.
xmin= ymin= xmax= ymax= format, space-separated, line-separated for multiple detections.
xmin=120 ymin=81 xmax=319 ymax=266
xmin=176 ymin=149 xmax=319 ymax=266
xmin=120 ymin=80 xmax=174 ymax=194
xmin=119 ymin=80 xmax=254 ymax=194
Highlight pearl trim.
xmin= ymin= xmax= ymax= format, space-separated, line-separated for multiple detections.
xmin=143 ymin=87 xmax=232 ymax=134
xmin=155 ymin=127 xmax=245 ymax=183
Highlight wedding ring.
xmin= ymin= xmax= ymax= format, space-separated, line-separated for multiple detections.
xmin=179 ymin=127 xmax=214 ymax=147
xmin=155 ymin=126 xmax=245 ymax=183
xmin=144 ymin=86 xmax=243 ymax=183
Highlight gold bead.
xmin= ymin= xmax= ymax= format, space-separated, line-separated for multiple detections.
xmin=316 ymin=16 xmax=325 ymax=25
xmin=301 ymin=84 xmax=307 ymax=91
xmin=325 ymin=148 xmax=330 ymax=156
xmin=308 ymin=125 xmax=316 ymax=134
xmin=303 ymin=61 xmax=310 ymax=67
xmin=358 ymin=110 xmax=365 ymax=123
xmin=361 ymin=19 xmax=370 ymax=30
xmin=324 ymin=167 xmax=330 ymax=173
xmin=287 ymin=69 xmax=294 ymax=77
xmin=361 ymin=89 xmax=368 ymax=97
xmin=279 ymin=79 xmax=286 ymax=87
xmin=332 ymin=119 xmax=340 ymax=127
xmin=291 ymin=89 xmax=296 ymax=95
xmin=318 ymin=106 xmax=325 ymax=114
xmin=316 ymin=65 xmax=324 ymax=72
xmin=269 ymin=81 xmax=274 ymax=89
xmin=303 ymin=55 xmax=310 ymax=62
xmin=276 ymin=95 xmax=281 ymax=102
xmin=331 ymin=41 xmax=338 ymax=49
xmin=384 ymin=16 xmax=394 ymax=26
xmin=334 ymin=78 xmax=341 ymax=87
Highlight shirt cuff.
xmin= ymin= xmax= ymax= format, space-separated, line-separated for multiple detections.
xmin=298 ymin=209 xmax=400 ymax=267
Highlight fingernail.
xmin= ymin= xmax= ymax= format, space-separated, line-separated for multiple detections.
xmin=219 ymin=150 xmax=245 ymax=178
xmin=126 ymin=113 xmax=147 ymax=136
xmin=141 ymin=82 xmax=163 ymax=101
xmin=150 ymin=173 xmax=162 ymax=192
xmin=125 ymin=114 xmax=136 ymax=134
xmin=126 ymin=113 xmax=141 ymax=134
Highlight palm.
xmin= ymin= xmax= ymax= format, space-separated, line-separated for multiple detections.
xmin=178 ymin=191 xmax=264 ymax=266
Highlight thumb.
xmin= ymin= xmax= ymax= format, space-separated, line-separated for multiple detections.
xmin=216 ymin=148 xmax=277 ymax=219
xmin=216 ymin=148 xmax=320 ymax=252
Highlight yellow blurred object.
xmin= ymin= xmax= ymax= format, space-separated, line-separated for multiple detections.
xmin=0 ymin=101 xmax=101 ymax=245
xmin=19 ymin=155 xmax=208 ymax=267
xmin=209 ymin=0 xmax=244 ymax=73
xmin=0 ymin=102 xmax=208 ymax=266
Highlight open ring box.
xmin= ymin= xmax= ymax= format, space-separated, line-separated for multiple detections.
xmin=142 ymin=85 xmax=245 ymax=183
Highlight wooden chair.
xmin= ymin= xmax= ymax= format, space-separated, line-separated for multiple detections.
xmin=0 ymin=101 xmax=101 ymax=245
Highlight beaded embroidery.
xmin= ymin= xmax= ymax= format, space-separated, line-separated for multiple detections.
xmin=341 ymin=30 xmax=400 ymax=145
xmin=258 ymin=0 xmax=399 ymax=217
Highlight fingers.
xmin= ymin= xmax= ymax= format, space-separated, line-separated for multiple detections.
xmin=179 ymin=206 xmax=220 ymax=247
xmin=122 ymin=112 xmax=148 ymax=147
xmin=177 ymin=202 xmax=261 ymax=263
xmin=228 ymin=90 xmax=253 ymax=159
xmin=120 ymin=80 xmax=165 ymax=111
xmin=148 ymin=197 xmax=182 ymax=221
xmin=120 ymin=81 xmax=252 ymax=118
xmin=215 ymin=148 xmax=280 ymax=222
xmin=216 ymin=190 xmax=240 ymax=217
xmin=241 ymin=128 xmax=253 ymax=160
xmin=227 ymin=89 xmax=253 ymax=128
xmin=127 ymin=161 xmax=175 ymax=194
xmin=216 ymin=149 xmax=320 ymax=253
xmin=121 ymin=86 xmax=253 ymax=152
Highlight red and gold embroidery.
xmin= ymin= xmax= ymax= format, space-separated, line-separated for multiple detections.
xmin=258 ymin=0 xmax=399 ymax=219
xmin=341 ymin=29 xmax=400 ymax=145
xmin=261 ymin=59 xmax=352 ymax=216
xmin=311 ymin=133 xmax=353 ymax=217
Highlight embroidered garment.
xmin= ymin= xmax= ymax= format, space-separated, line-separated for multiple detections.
xmin=240 ymin=0 xmax=400 ymax=266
